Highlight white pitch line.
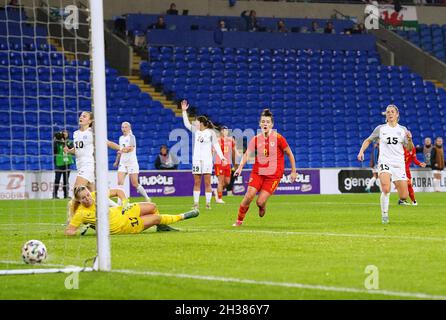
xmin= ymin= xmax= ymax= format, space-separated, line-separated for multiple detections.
xmin=185 ymin=227 xmax=446 ymax=242
xmin=113 ymin=269 xmax=446 ymax=300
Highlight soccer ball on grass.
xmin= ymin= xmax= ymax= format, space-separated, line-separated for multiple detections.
xmin=22 ymin=240 xmax=47 ymax=264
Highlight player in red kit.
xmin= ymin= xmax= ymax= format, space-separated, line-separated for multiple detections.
xmin=403 ymin=146 xmax=426 ymax=205
xmin=214 ymin=126 xmax=239 ymax=204
xmin=232 ymin=109 xmax=297 ymax=226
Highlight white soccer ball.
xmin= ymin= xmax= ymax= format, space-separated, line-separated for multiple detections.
xmin=21 ymin=240 xmax=47 ymax=264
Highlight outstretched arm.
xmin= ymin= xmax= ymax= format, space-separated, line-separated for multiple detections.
xmin=107 ymin=140 xmax=120 ymax=151
xmin=284 ymin=146 xmax=297 ymax=183
xmin=64 ymin=224 xmax=78 ymax=236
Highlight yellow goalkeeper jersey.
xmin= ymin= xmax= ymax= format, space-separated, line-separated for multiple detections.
xmin=69 ymin=192 xmax=128 ymax=234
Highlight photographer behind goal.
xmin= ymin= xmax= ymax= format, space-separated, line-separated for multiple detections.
xmin=53 ymin=129 xmax=74 ymax=199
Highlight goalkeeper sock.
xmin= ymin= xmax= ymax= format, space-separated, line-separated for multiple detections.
xmin=238 ymin=205 xmax=249 ymax=222
xmin=159 ymin=214 xmax=183 ymax=225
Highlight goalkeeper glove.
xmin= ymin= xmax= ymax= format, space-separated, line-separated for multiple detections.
xmin=121 ymin=199 xmax=131 ymax=214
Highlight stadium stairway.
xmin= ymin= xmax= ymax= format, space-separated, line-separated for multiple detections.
xmin=47 ymin=37 xmax=75 ymax=62
xmin=428 ymin=79 xmax=446 ymax=90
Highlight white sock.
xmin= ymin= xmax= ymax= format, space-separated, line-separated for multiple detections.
xmin=193 ymin=191 xmax=200 ymax=204
xmin=205 ymin=192 xmax=212 ymax=204
xmin=366 ymin=176 xmax=376 ymax=189
xmin=380 ymin=192 xmax=389 ymax=217
xmin=434 ymin=178 xmax=440 ymax=191
xmin=136 ymin=184 xmax=150 ymax=201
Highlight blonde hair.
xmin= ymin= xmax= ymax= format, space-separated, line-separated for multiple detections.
xmin=71 ymin=185 xmax=89 ymax=215
xmin=384 ymin=104 xmax=399 ymax=122
xmin=121 ymin=121 xmax=133 ymax=134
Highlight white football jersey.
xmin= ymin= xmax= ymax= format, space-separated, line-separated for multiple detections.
xmin=192 ymin=129 xmax=218 ymax=161
xmin=368 ymin=123 xmax=409 ymax=166
xmin=119 ymin=133 xmax=138 ymax=166
xmin=73 ymin=128 xmax=94 ymax=169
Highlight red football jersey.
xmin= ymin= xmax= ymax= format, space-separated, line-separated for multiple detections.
xmin=404 ymin=147 xmax=421 ymax=175
xmin=215 ymin=136 xmax=235 ymax=166
xmin=248 ymin=132 xmax=288 ymax=179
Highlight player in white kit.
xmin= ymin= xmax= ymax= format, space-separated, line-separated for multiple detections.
xmin=181 ymin=100 xmax=227 ymax=209
xmin=64 ymin=111 xmax=121 ymax=228
xmin=357 ymin=105 xmax=414 ymax=224
xmin=113 ymin=122 xmax=151 ymax=202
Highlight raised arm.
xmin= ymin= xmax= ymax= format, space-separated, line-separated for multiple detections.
xmin=181 ymin=100 xmax=192 ymax=131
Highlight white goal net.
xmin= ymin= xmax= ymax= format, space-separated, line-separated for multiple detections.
xmin=0 ymin=0 xmax=110 ymax=275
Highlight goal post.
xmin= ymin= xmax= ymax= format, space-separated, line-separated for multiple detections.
xmin=90 ymin=0 xmax=110 ymax=272
xmin=0 ymin=0 xmax=110 ymax=275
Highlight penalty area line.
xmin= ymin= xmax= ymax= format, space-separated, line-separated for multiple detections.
xmin=112 ymin=269 xmax=446 ymax=300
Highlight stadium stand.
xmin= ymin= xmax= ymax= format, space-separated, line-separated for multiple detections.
xmin=2 ymin=8 xmax=445 ymax=171
xmin=395 ymin=24 xmax=446 ymax=63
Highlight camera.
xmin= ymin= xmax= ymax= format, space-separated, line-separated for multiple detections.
xmin=54 ymin=131 xmax=65 ymax=140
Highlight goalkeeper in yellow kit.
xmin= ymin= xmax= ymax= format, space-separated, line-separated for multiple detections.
xmin=64 ymin=186 xmax=199 ymax=236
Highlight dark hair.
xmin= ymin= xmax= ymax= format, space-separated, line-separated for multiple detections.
xmin=197 ymin=115 xmax=213 ymax=129
xmin=260 ymin=109 xmax=274 ymax=123
xmin=54 ymin=131 xmax=65 ymax=140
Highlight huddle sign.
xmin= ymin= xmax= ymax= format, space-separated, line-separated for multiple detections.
xmin=131 ymin=170 xmax=321 ymax=197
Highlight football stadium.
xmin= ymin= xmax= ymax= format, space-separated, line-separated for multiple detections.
xmin=0 ymin=0 xmax=445 ymax=304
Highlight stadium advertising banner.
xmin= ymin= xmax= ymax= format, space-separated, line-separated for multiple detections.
xmin=320 ymin=168 xmax=446 ymax=194
xmin=132 ymin=169 xmax=320 ymax=197
xmin=0 ymin=171 xmax=126 ymax=200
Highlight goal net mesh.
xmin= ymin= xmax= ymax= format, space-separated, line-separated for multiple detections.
xmin=0 ymin=0 xmax=100 ymax=274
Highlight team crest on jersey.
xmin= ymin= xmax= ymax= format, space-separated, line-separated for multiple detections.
xmin=270 ymin=142 xmax=275 ymax=147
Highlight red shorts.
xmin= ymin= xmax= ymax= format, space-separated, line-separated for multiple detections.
xmin=214 ymin=164 xmax=231 ymax=178
xmin=248 ymin=172 xmax=280 ymax=195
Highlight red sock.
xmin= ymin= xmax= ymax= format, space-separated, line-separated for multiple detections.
xmin=238 ymin=205 xmax=249 ymax=222
xmin=408 ymin=183 xmax=416 ymax=202
xmin=218 ymin=192 xmax=223 ymax=199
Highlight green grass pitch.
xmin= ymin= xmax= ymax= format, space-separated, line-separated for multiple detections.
xmin=0 ymin=193 xmax=445 ymax=300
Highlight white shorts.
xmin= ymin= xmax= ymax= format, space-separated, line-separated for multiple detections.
xmin=432 ymin=170 xmax=443 ymax=175
xmin=378 ymin=162 xmax=407 ymax=182
xmin=118 ymin=163 xmax=139 ymax=174
xmin=192 ymin=159 xmax=213 ymax=175
xmin=77 ymin=166 xmax=95 ymax=183
xmin=372 ymin=165 xmax=378 ymax=174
